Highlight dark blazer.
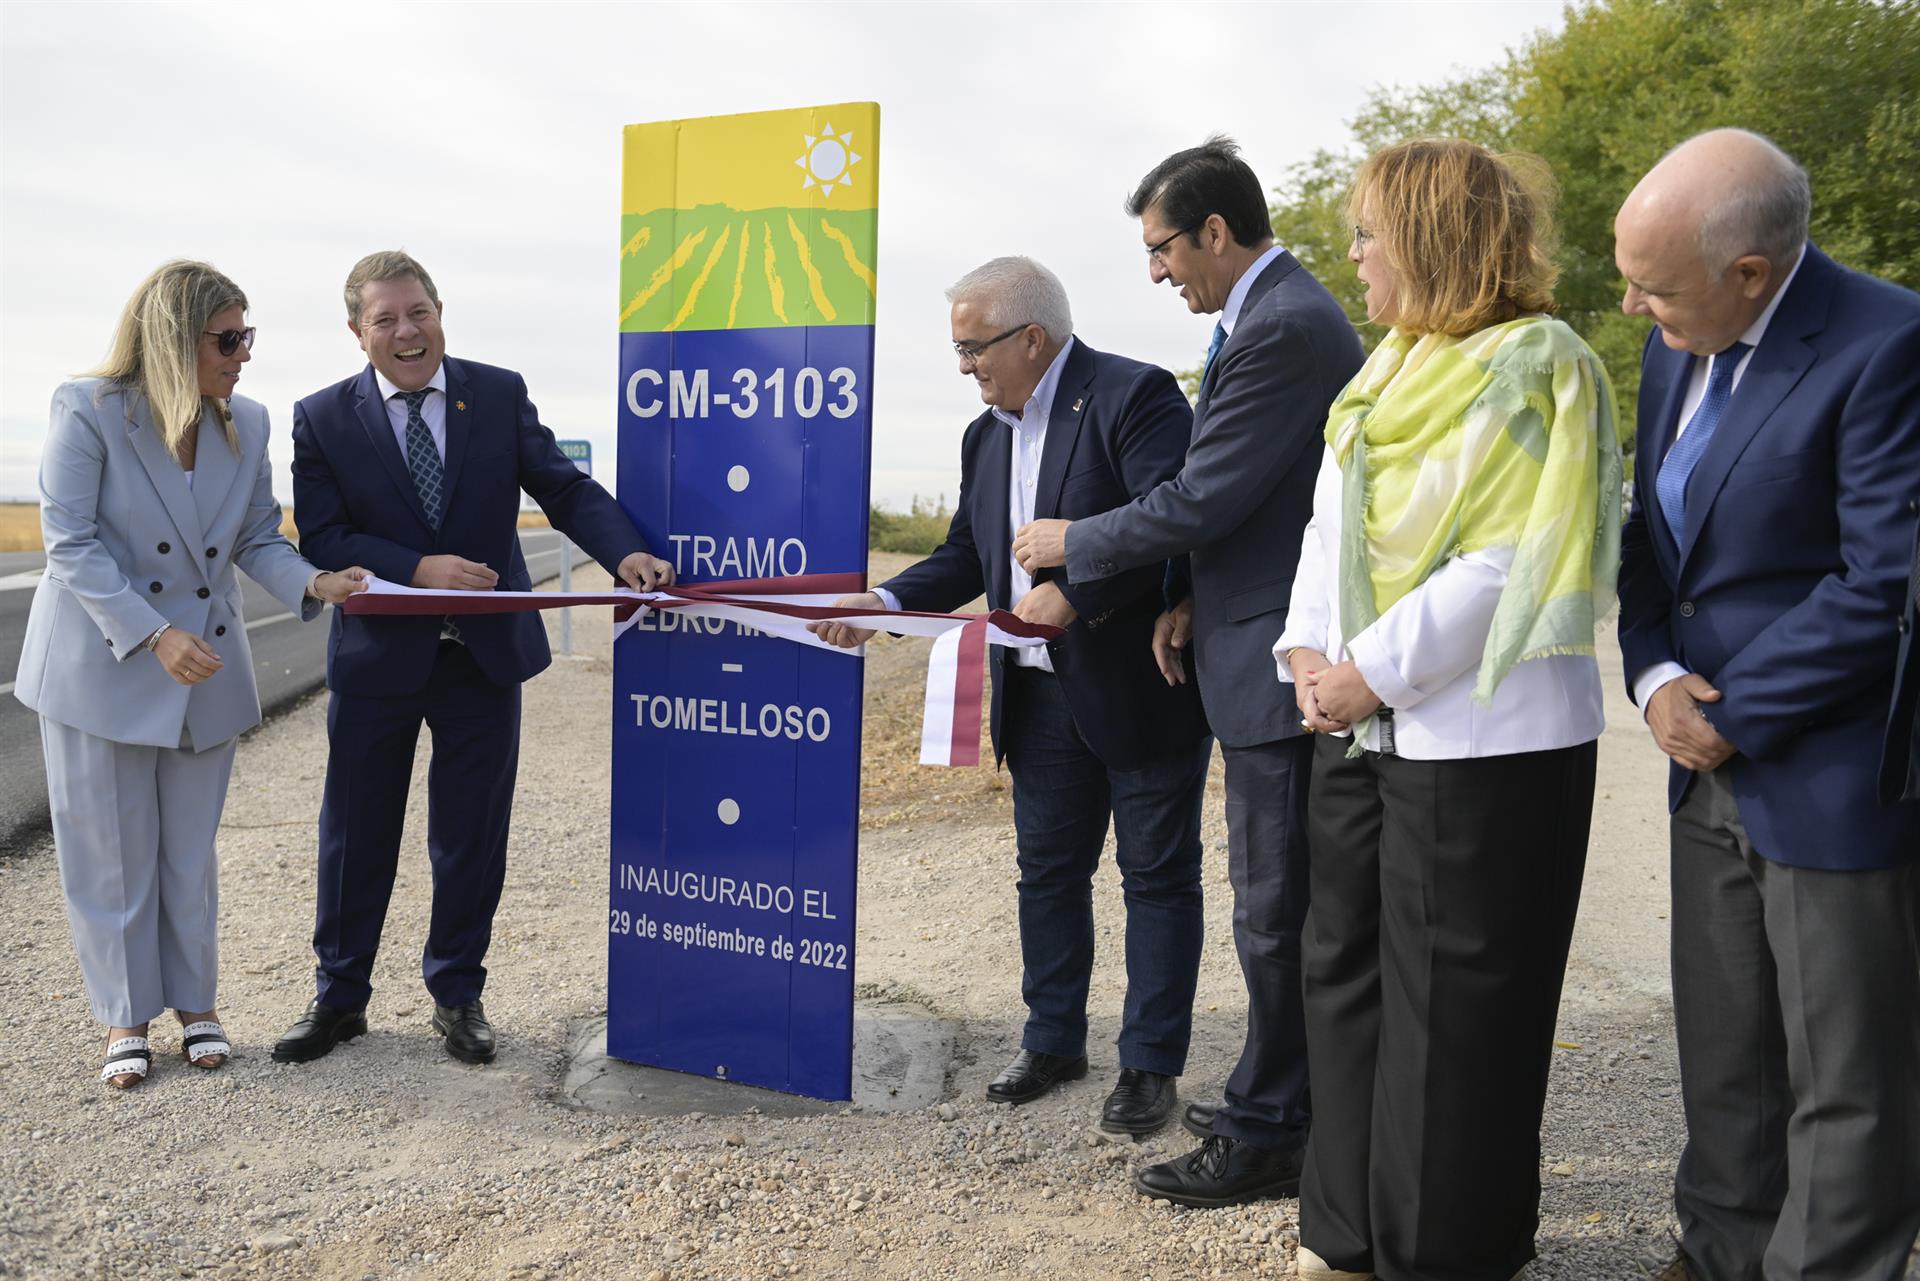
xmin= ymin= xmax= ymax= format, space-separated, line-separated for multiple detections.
xmin=1617 ymin=245 xmax=1920 ymax=870
xmin=1061 ymin=251 xmax=1365 ymax=748
xmin=1879 ymin=516 xmax=1920 ymax=802
xmin=880 ymin=338 xmax=1207 ymax=771
xmin=291 ymin=356 xmax=645 ymax=697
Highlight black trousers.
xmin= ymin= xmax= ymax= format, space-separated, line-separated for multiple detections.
xmin=1213 ymin=736 xmax=1314 ymax=1149
xmin=1298 ymin=735 xmax=1596 ymax=1281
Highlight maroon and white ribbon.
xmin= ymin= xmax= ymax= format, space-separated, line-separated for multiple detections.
xmin=342 ymin=575 xmax=1058 ymax=766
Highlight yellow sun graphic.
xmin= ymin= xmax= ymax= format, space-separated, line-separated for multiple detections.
xmin=795 ymin=123 xmax=862 ymax=199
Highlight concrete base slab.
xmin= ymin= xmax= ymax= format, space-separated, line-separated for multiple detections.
xmin=559 ymin=1000 xmax=955 ymax=1117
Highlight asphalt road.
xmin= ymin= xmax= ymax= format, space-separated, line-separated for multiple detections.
xmin=0 ymin=530 xmax=590 ymax=855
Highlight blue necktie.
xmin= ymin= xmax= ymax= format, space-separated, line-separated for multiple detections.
xmin=400 ymin=389 xmax=446 ymax=529
xmin=1655 ymin=342 xmax=1750 ymax=544
xmin=399 ymin=389 xmax=460 ymax=642
xmin=1201 ymin=321 xmax=1227 ymax=384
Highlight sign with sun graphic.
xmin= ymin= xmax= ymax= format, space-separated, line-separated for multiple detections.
xmin=608 ymin=103 xmax=879 ymax=1102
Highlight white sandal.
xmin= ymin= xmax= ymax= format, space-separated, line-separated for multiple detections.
xmin=181 ymin=1021 xmax=230 ymax=1068
xmin=101 ymin=1035 xmax=151 ymax=1088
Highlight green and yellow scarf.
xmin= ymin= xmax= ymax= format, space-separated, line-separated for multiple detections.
xmin=1325 ymin=316 xmax=1622 ymax=750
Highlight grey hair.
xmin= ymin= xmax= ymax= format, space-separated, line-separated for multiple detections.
xmin=1686 ymin=129 xmax=1811 ymax=273
xmin=944 ymin=256 xmax=1073 ymax=343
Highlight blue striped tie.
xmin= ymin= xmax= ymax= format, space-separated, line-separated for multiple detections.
xmin=1201 ymin=321 xmax=1227 ymax=384
xmin=1655 ymin=342 xmax=1750 ymax=545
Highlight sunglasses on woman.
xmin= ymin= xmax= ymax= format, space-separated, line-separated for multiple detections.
xmin=203 ymin=327 xmax=256 ymax=357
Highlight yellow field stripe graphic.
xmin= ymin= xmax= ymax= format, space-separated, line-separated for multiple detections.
xmin=727 ymin=221 xmax=752 ymax=329
xmin=761 ymin=221 xmax=788 ymax=323
xmin=819 ymin=219 xmax=876 ymax=295
xmin=621 ymin=226 xmax=652 ymax=258
xmin=620 ymin=227 xmax=708 ymax=323
xmin=785 ymin=213 xmax=837 ymax=322
xmin=667 ymin=224 xmax=734 ymax=330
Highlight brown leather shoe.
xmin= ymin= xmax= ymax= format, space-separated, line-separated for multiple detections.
xmin=1640 ymin=1251 xmax=1702 ymax=1280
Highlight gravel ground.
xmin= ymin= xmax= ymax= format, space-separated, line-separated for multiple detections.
xmin=2 ymin=557 xmax=1910 ymax=1281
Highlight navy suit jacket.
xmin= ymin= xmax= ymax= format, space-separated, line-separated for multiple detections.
xmin=880 ymin=339 xmax=1208 ymax=771
xmin=291 ymin=356 xmax=645 ymax=697
xmin=1878 ymin=509 xmax=1920 ymax=802
xmin=1062 ymin=251 xmax=1366 ymax=747
xmin=1618 ymin=245 xmax=1920 ymax=870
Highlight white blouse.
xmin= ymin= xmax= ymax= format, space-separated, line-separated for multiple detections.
xmin=1272 ymin=447 xmax=1605 ymax=761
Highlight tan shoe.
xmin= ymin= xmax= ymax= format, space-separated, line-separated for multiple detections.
xmin=1295 ymin=1245 xmax=1373 ymax=1281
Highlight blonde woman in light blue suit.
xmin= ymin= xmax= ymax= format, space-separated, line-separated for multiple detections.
xmin=13 ymin=261 xmax=369 ymax=1088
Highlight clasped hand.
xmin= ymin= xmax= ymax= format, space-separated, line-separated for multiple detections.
xmin=1290 ymin=650 xmax=1380 ymax=731
xmin=1011 ymin=519 xmax=1070 ymax=574
xmin=1647 ymin=673 xmax=1736 ymax=772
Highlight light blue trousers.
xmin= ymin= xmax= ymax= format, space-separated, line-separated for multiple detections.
xmin=40 ymin=716 xmax=237 ymax=1026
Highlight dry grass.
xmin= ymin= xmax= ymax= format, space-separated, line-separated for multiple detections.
xmin=0 ymin=503 xmax=39 ymax=553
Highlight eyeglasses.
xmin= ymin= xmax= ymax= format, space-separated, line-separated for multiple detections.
xmin=1351 ymin=226 xmax=1375 ymax=248
xmin=1145 ymin=225 xmax=1197 ymax=265
xmin=953 ymin=323 xmax=1031 ymax=362
xmin=203 ymin=327 xmax=256 ymax=357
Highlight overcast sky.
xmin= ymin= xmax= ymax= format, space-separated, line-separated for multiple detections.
xmin=0 ymin=0 xmax=1569 ymax=510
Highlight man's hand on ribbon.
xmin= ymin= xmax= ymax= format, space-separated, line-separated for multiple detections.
xmin=1151 ymin=598 xmax=1194 ymax=686
xmin=617 ymin=552 xmax=676 ymax=592
xmin=1011 ymin=518 xmax=1071 ymax=573
xmin=1013 ymin=580 xmax=1077 ymax=629
xmin=809 ymin=592 xmax=884 ymax=648
xmin=412 ymin=555 xmax=499 ymax=591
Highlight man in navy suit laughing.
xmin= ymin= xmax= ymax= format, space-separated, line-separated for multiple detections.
xmin=277 ymin=251 xmax=673 ymax=1066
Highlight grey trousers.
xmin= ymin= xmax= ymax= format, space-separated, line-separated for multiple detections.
xmin=40 ymin=716 xmax=237 ymax=1026
xmin=1671 ymin=766 xmax=1920 ymax=1281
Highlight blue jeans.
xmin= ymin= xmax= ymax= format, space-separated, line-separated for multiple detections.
xmin=1002 ymin=666 xmax=1210 ymax=1076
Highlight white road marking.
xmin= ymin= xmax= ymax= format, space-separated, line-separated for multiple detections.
xmin=0 ymin=571 xmax=45 ymax=592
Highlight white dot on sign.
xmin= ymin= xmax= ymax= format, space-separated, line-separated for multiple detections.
xmin=727 ymin=465 xmax=750 ymax=492
xmin=717 ymin=798 xmax=741 ymax=826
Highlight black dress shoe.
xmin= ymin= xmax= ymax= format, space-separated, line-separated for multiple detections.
xmin=431 ymin=1001 xmax=496 ymax=1064
xmin=1101 ymin=1068 xmax=1178 ymax=1136
xmin=985 ymin=1049 xmax=1087 ymax=1104
xmin=1181 ymin=1099 xmax=1219 ymax=1139
xmin=1133 ymin=1134 xmax=1304 ymax=1208
xmin=271 ymin=999 xmax=368 ymax=1063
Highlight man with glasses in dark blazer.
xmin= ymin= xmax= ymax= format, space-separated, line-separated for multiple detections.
xmin=1014 ymin=137 xmax=1365 ymax=1207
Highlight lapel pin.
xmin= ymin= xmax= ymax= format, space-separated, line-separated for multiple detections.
xmin=455 ymin=400 xmax=467 ymax=412
xmin=1073 ymin=397 xmax=1084 ymax=412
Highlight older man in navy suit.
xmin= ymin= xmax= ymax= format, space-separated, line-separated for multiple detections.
xmin=813 ymin=257 xmax=1209 ymax=1136
xmin=275 ymin=251 xmax=673 ymax=1065
xmin=1616 ymin=130 xmax=1920 ymax=1281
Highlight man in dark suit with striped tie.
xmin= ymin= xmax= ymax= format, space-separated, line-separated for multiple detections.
xmin=275 ymin=251 xmax=673 ymax=1066
xmin=1616 ymin=129 xmax=1920 ymax=1281
xmin=1013 ymin=138 xmax=1365 ymax=1207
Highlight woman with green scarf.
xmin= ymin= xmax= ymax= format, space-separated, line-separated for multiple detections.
xmin=1275 ymin=140 xmax=1622 ymax=1281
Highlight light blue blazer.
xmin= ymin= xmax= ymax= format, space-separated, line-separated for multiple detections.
xmin=13 ymin=379 xmax=321 ymax=749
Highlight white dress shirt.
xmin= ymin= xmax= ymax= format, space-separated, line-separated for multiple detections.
xmin=1220 ymin=243 xmax=1288 ymax=338
xmin=1630 ymin=246 xmax=1806 ymax=712
xmin=375 ymin=364 xmax=449 ymax=465
xmin=875 ymin=339 xmax=1076 ymax=671
xmin=1273 ymin=447 xmax=1605 ymax=760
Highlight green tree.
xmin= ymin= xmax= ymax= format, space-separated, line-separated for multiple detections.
xmin=1266 ymin=0 xmax=1920 ymax=454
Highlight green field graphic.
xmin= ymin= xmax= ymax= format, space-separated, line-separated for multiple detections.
xmin=619 ymin=205 xmax=877 ymax=333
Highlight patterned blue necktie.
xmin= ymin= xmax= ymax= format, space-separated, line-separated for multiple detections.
xmin=399 ymin=389 xmax=461 ymax=642
xmin=1655 ymin=342 xmax=1751 ymax=544
xmin=400 ymin=389 xmax=445 ymax=529
xmin=1201 ymin=321 xmax=1227 ymax=385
